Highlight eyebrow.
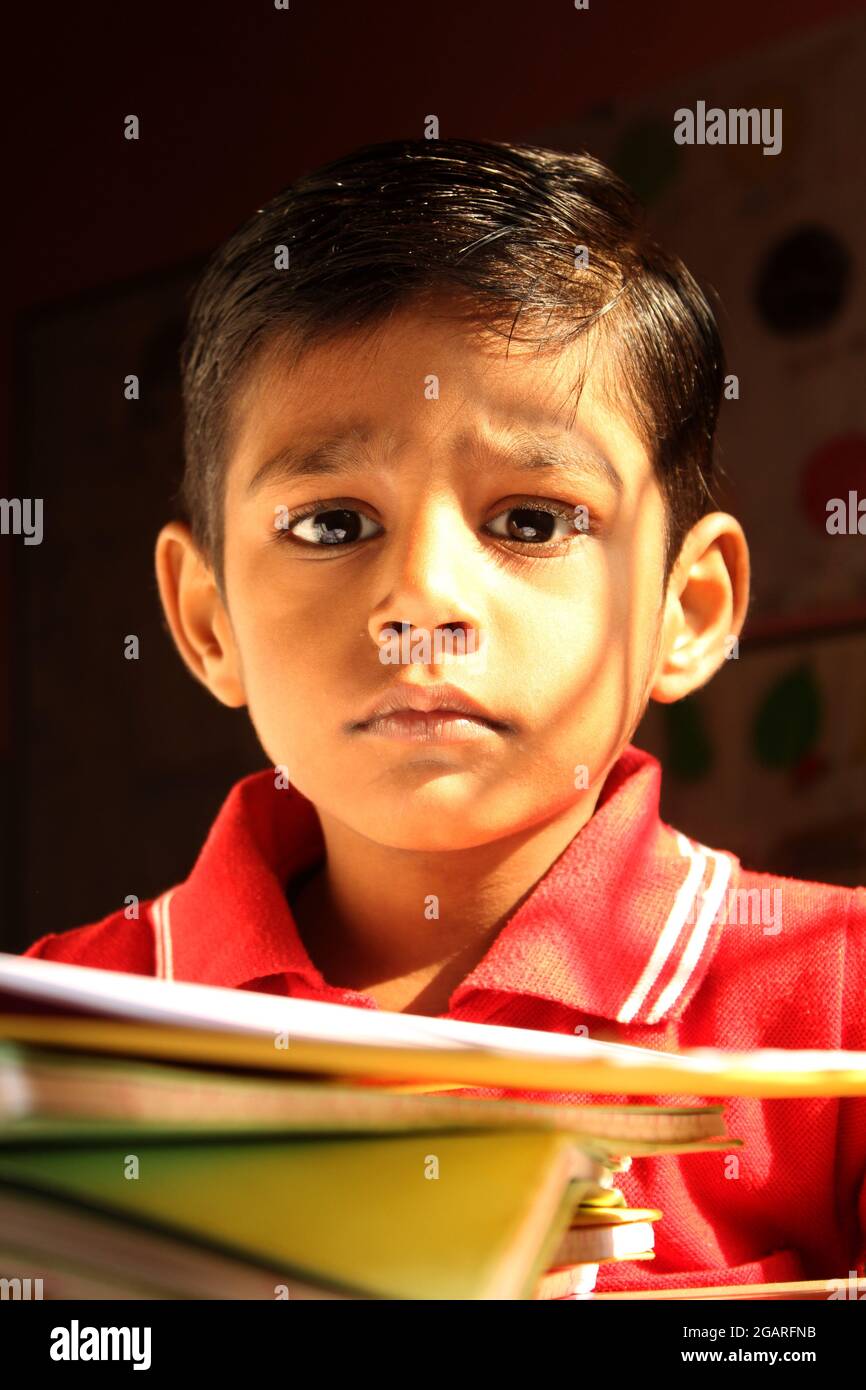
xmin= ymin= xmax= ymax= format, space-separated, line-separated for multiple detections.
xmin=246 ymin=423 xmax=624 ymax=497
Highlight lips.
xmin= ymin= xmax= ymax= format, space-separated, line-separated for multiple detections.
xmin=355 ymin=682 xmax=508 ymax=729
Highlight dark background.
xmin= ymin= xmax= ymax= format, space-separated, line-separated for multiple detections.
xmin=3 ymin=0 xmax=865 ymax=950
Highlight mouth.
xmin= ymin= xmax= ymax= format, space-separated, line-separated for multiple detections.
xmin=350 ymin=683 xmax=513 ymax=742
xmin=355 ymin=709 xmax=508 ymax=743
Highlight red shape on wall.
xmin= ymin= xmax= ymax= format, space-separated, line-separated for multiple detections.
xmin=790 ymin=747 xmax=830 ymax=793
xmin=799 ymin=433 xmax=866 ymax=532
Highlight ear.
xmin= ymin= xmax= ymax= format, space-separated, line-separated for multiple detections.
xmin=649 ymin=512 xmax=751 ymax=704
xmin=154 ymin=521 xmax=247 ymax=709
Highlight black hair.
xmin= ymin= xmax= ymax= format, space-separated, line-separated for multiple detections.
xmin=179 ymin=136 xmax=726 ymax=591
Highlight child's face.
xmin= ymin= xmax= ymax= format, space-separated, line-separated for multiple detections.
xmin=209 ymin=304 xmax=674 ymax=849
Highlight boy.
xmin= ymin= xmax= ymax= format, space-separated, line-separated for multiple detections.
xmin=23 ymin=138 xmax=866 ymax=1294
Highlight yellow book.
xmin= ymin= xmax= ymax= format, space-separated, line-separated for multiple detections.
xmin=0 ymin=1129 xmax=602 ymax=1300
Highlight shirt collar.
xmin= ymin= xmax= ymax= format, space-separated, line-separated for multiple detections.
xmin=154 ymin=743 xmax=737 ymax=1026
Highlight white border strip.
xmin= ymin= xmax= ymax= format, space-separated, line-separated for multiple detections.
xmin=646 ymin=846 xmax=732 ymax=1025
xmin=616 ymin=833 xmax=707 ymax=1025
xmin=149 ymin=890 xmax=176 ymax=981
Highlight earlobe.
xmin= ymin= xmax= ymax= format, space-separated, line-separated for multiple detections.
xmin=154 ymin=522 xmax=247 ymax=709
xmin=649 ymin=625 xmax=702 ymax=705
xmin=648 ymin=513 xmax=750 ymax=706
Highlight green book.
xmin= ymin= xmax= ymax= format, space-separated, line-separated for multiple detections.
xmin=0 ymin=1129 xmax=602 ymax=1300
xmin=0 ymin=1040 xmax=732 ymax=1157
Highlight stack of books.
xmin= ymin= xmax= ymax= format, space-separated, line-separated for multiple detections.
xmin=1 ymin=953 xmax=865 ymax=1300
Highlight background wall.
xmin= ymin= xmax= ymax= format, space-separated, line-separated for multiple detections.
xmin=540 ymin=17 xmax=866 ymax=885
xmin=4 ymin=0 xmax=865 ymax=948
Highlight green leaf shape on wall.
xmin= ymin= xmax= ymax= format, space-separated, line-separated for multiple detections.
xmin=662 ymin=697 xmax=714 ymax=782
xmin=752 ymin=663 xmax=822 ymax=769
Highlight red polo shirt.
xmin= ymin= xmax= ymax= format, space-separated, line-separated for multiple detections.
xmin=23 ymin=743 xmax=866 ymax=1293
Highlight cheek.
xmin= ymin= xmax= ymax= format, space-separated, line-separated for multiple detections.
xmin=226 ymin=565 xmax=371 ymax=783
xmin=503 ymin=553 xmax=628 ymax=688
xmin=229 ymin=535 xmax=348 ymax=669
xmin=508 ymin=545 xmax=654 ymax=744
xmin=238 ymin=607 xmax=340 ymax=715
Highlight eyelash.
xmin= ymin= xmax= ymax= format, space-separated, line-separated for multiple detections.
xmin=272 ymin=496 xmax=600 ymax=554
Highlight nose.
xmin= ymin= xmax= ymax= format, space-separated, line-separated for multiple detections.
xmin=366 ymin=497 xmax=487 ymax=664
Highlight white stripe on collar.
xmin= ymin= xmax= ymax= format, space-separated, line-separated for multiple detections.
xmin=150 ymin=890 xmax=176 ymax=981
xmin=617 ymin=832 xmax=710 ymax=1025
xmin=646 ymin=839 xmax=733 ymax=1024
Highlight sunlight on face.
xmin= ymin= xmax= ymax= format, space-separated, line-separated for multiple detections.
xmin=220 ymin=302 xmax=669 ymax=850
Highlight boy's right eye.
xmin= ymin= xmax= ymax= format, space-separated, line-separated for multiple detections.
xmin=280 ymin=505 xmax=383 ymax=547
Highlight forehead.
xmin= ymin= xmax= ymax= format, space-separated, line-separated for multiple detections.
xmin=226 ymin=302 xmax=656 ymax=500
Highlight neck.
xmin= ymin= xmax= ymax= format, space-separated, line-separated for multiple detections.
xmin=288 ymin=791 xmax=603 ymax=1015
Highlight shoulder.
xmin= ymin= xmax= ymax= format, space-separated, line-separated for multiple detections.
xmin=841 ymin=883 xmax=866 ymax=1048
xmin=23 ymin=901 xmax=157 ymax=976
xmin=707 ymin=862 xmax=866 ymax=1046
xmin=713 ymin=857 xmax=861 ymax=934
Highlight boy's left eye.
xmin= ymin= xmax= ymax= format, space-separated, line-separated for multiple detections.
xmin=485 ymin=504 xmax=589 ymax=545
xmin=276 ymin=500 xmax=594 ymax=550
